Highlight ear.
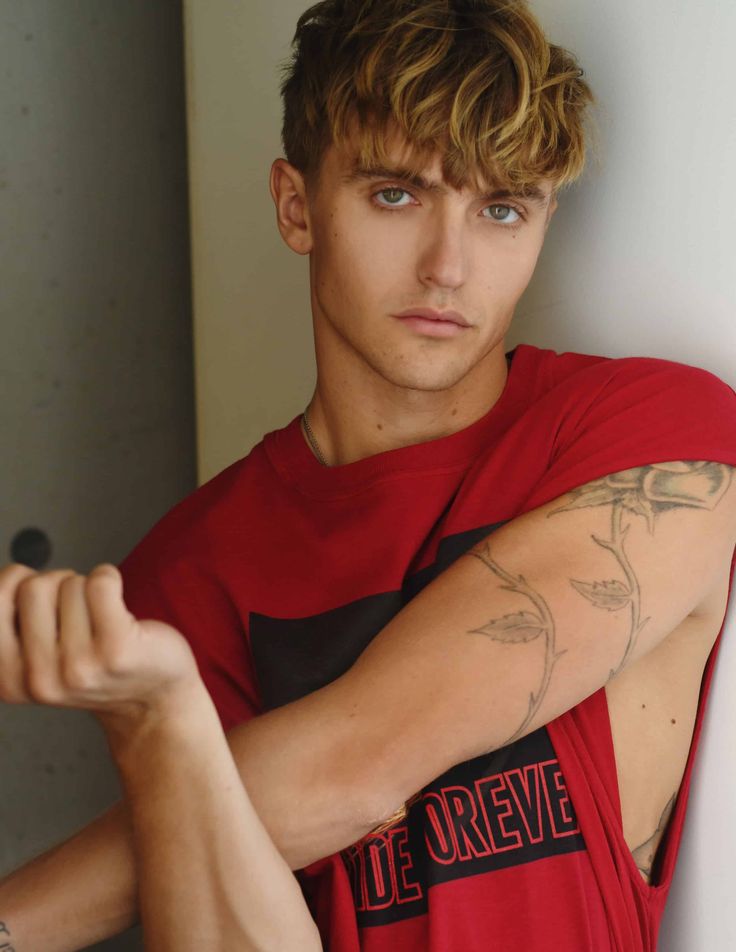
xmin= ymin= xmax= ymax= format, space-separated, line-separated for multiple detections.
xmin=269 ymin=159 xmax=313 ymax=255
xmin=544 ymin=193 xmax=559 ymax=232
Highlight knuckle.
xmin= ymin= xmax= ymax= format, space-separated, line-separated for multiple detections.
xmin=16 ymin=574 xmax=54 ymax=606
xmin=59 ymin=573 xmax=83 ymax=595
xmin=91 ymin=562 xmax=118 ymax=576
xmin=0 ymin=681 xmax=29 ymax=704
xmin=1 ymin=653 xmax=23 ymax=686
xmin=0 ymin=667 xmax=18 ymax=700
xmin=25 ymin=669 xmax=59 ymax=705
xmin=85 ymin=571 xmax=111 ymax=597
xmin=19 ymin=568 xmax=74 ymax=590
xmin=99 ymin=641 xmax=129 ymax=676
xmin=14 ymin=569 xmax=77 ymax=609
xmin=15 ymin=574 xmax=43 ymax=601
xmin=47 ymin=568 xmax=77 ymax=581
xmin=0 ymin=562 xmax=37 ymax=586
xmin=61 ymin=656 xmax=95 ymax=692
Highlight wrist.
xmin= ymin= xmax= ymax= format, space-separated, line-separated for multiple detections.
xmin=100 ymin=676 xmax=216 ymax=765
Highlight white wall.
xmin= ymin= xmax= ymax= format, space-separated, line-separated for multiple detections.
xmin=184 ymin=2 xmax=736 ymax=946
xmin=520 ymin=4 xmax=736 ymax=949
xmin=509 ymin=0 xmax=736 ymax=386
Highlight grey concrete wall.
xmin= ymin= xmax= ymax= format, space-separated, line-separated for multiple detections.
xmin=0 ymin=2 xmax=196 ymax=949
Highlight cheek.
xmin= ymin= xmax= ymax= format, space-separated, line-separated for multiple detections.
xmin=312 ymin=235 xmax=366 ymax=318
xmin=320 ymin=221 xmax=403 ymax=300
xmin=484 ymin=232 xmax=545 ymax=294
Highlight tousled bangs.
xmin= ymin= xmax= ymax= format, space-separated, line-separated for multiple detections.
xmin=281 ymin=0 xmax=595 ymax=194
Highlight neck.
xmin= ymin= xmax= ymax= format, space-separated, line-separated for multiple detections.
xmin=303 ymin=340 xmax=511 ymax=468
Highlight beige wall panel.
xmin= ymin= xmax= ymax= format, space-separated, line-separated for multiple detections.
xmin=184 ymin=0 xmax=314 ymax=484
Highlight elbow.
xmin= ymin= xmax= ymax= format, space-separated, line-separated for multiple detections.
xmin=336 ymin=757 xmax=420 ymax=843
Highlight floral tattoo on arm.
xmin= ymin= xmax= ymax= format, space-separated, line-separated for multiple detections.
xmin=367 ymin=461 xmax=732 ymax=840
xmin=466 ymin=461 xmax=733 ymax=748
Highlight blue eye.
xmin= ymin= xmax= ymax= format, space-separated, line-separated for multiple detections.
xmin=483 ymin=204 xmax=521 ymax=224
xmin=372 ymin=188 xmax=524 ymax=223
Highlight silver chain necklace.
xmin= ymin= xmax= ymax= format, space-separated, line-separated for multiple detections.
xmin=302 ymin=409 xmax=328 ymax=466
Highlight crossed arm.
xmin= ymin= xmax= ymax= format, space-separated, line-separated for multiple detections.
xmin=1 ymin=460 xmax=734 ymax=951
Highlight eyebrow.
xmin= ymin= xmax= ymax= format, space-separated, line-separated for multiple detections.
xmin=341 ymin=164 xmax=550 ymax=208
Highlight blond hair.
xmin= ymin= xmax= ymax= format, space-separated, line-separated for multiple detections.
xmin=280 ymin=0 xmax=595 ymax=196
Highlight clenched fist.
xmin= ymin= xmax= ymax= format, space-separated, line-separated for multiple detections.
xmin=0 ymin=562 xmax=202 ymax=735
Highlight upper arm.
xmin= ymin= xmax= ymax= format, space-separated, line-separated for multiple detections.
xmin=331 ymin=459 xmax=736 ymax=817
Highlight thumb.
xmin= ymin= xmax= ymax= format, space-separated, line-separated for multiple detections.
xmin=86 ymin=564 xmax=134 ymax=635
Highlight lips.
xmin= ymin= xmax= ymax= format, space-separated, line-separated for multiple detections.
xmin=394 ymin=307 xmax=471 ymax=327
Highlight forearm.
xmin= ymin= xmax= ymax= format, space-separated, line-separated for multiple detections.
xmin=228 ymin=682 xmax=398 ymax=869
xmin=0 ymin=801 xmax=138 ymax=952
xmin=0 ymin=681 xmax=386 ymax=952
xmin=106 ymin=683 xmax=322 ymax=952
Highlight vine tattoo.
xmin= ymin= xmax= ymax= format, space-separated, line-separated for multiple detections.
xmin=551 ymin=461 xmax=731 ymax=678
xmin=466 ymin=543 xmax=567 ymax=747
xmin=465 ymin=461 xmax=733 ymax=748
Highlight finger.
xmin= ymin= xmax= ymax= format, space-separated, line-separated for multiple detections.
xmin=85 ymin=565 xmax=134 ymax=641
xmin=57 ymin=574 xmax=96 ymax=695
xmin=58 ymin=573 xmax=93 ymax=656
xmin=15 ymin=570 xmax=76 ymax=702
xmin=0 ymin=562 xmax=38 ymax=592
xmin=0 ymin=564 xmax=37 ymax=703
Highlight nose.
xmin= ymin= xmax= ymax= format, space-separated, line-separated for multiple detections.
xmin=416 ymin=210 xmax=469 ymax=292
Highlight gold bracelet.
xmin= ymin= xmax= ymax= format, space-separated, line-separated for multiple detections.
xmin=364 ymin=791 xmax=424 ymax=838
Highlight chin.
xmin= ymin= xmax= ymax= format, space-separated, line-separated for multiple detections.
xmin=374 ymin=359 xmax=472 ymax=394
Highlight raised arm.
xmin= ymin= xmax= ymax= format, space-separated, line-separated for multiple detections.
xmin=2 ymin=461 xmax=735 ymax=951
xmin=0 ymin=565 xmax=321 ymax=952
xmin=103 ymin=679 xmax=322 ymax=952
xmin=230 ymin=461 xmax=736 ymax=833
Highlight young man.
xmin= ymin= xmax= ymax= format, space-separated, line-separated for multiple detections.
xmin=2 ymin=0 xmax=736 ymax=949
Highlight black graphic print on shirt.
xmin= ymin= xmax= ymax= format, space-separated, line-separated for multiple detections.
xmin=341 ymin=727 xmax=584 ymax=926
xmin=249 ymin=521 xmax=586 ymax=923
xmin=250 ymin=521 xmax=506 ymax=710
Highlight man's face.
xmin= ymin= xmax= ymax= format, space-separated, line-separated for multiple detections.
xmin=300 ymin=131 xmax=557 ymax=394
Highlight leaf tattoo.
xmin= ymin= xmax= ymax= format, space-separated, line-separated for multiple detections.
xmin=462 ymin=461 xmax=732 ymax=752
xmin=470 ymin=610 xmax=546 ymax=643
xmin=466 ymin=546 xmax=567 ymax=747
xmin=570 ymin=579 xmax=631 ymax=611
xmin=552 ymin=461 xmax=732 ymax=678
